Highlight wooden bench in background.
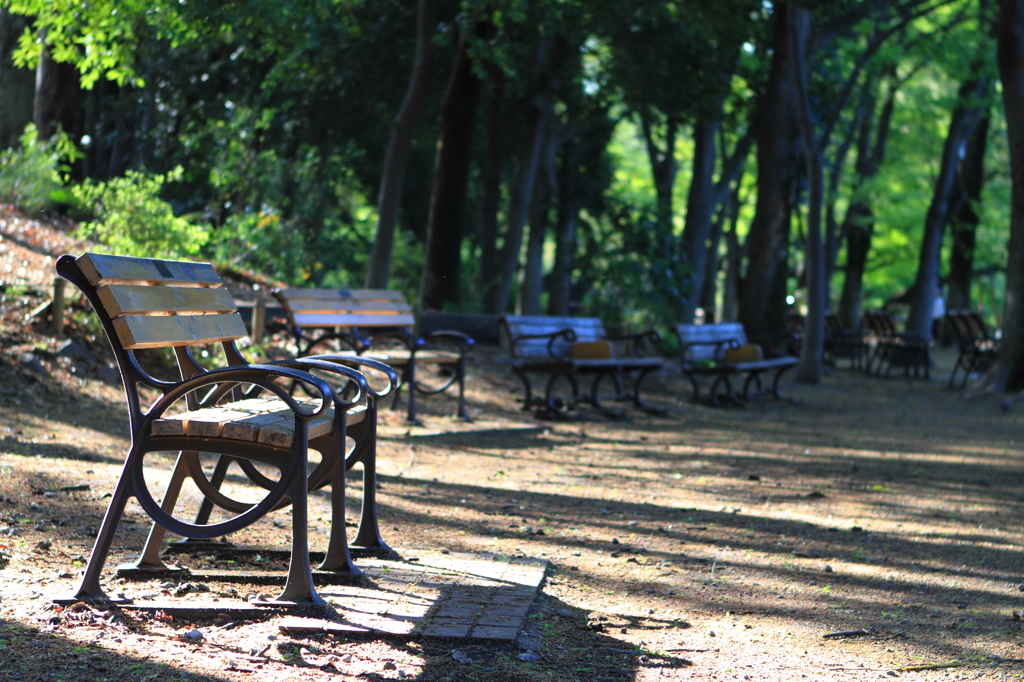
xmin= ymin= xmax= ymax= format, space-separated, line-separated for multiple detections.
xmin=55 ymin=253 xmax=397 ymax=607
xmin=499 ymin=315 xmax=665 ymax=418
xmin=675 ymin=322 xmax=797 ymax=406
xmin=273 ymin=288 xmax=474 ymax=425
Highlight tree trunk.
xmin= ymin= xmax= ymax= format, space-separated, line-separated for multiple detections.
xmin=365 ymin=0 xmax=436 ymax=288
xmin=789 ymin=7 xmax=825 ymax=383
xmin=548 ymin=180 xmax=578 ymax=316
xmin=477 ymin=71 xmax=506 ymax=295
xmin=975 ymin=0 xmax=1024 ymax=394
xmin=33 ymin=44 xmax=81 ymax=141
xmin=699 ymin=199 xmax=727 ymax=321
xmin=641 ymin=114 xmax=678 ymax=223
xmin=906 ymin=73 xmax=989 ymax=339
xmin=947 ymin=110 xmax=990 ymax=310
xmin=837 ymin=79 xmax=896 ymax=329
xmin=823 ymin=101 xmax=862 ymax=306
xmin=680 ymin=115 xmax=719 ymax=324
xmin=739 ymin=2 xmax=800 ymax=353
xmin=419 ymin=35 xmax=482 ymax=310
xmin=0 ymin=10 xmax=34 ymax=149
xmin=518 ymin=117 xmax=558 ymax=315
xmin=483 ymin=98 xmax=549 ymax=314
xmin=721 ymin=188 xmax=745 ymax=321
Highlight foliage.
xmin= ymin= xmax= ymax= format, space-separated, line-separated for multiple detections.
xmin=0 ymin=124 xmax=80 ymax=215
xmin=71 ymin=168 xmax=210 ymax=259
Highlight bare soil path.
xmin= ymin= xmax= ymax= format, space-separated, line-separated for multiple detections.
xmin=1 ymin=218 xmax=1024 ymax=681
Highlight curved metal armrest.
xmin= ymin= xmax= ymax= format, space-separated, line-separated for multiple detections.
xmin=364 ymin=331 xmax=424 ymax=353
xmin=292 ymin=353 xmax=400 ymax=401
xmin=264 ymin=358 xmax=370 ymax=409
xmin=423 ymin=330 xmax=475 ymax=354
xmin=147 ymin=364 xmax=334 ymax=424
xmin=607 ymin=329 xmax=663 ymax=357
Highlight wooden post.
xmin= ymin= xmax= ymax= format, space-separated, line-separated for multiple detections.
xmin=52 ymin=277 xmax=65 ymax=338
xmin=250 ymin=299 xmax=265 ymax=344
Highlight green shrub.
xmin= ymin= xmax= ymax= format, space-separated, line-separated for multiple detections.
xmin=71 ymin=167 xmax=210 ymax=258
xmin=0 ymin=123 xmax=79 ymax=215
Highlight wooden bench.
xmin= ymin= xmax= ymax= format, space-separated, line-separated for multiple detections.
xmin=498 ymin=315 xmax=665 ymax=418
xmin=675 ymin=322 xmax=798 ymax=406
xmin=273 ymin=288 xmax=473 ymax=425
xmin=946 ymin=309 xmax=998 ymax=388
xmin=55 ymin=253 xmax=398 ymax=607
xmin=863 ymin=310 xmax=930 ymax=379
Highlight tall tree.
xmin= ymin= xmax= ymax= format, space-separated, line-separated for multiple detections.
xmin=365 ymin=0 xmax=437 ymax=289
xmin=947 ymin=110 xmax=991 ymax=310
xmin=0 ymin=10 xmax=34 ymax=149
xmin=973 ymin=0 xmax=1024 ymax=394
xmin=419 ymin=34 xmax=482 ymax=310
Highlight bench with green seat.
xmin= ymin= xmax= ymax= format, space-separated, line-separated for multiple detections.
xmin=273 ymin=288 xmax=473 ymax=425
xmin=55 ymin=253 xmax=397 ymax=607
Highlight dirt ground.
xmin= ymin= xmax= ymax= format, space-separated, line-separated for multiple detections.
xmin=2 ymin=219 xmax=1024 ymax=680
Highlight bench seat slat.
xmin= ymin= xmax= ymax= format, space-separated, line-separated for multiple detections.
xmin=152 ymin=398 xmax=367 ymax=447
xmin=113 ymin=313 xmax=248 ymax=349
xmin=283 ymin=300 xmax=412 ymax=314
xmin=97 ymin=284 xmax=237 ymax=317
xmin=79 ymin=253 xmax=222 ymax=288
xmin=279 ymin=289 xmax=405 ymax=302
xmin=291 ymin=312 xmax=417 ymax=328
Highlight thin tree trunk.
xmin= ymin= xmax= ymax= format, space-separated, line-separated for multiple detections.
xmin=519 ymin=117 xmax=558 ymax=315
xmin=789 ymin=7 xmax=825 ymax=383
xmin=837 ymin=79 xmax=897 ymax=329
xmin=721 ymin=187 xmax=745 ymax=321
xmin=974 ymin=0 xmax=1024 ymax=394
xmin=947 ymin=111 xmax=990 ymax=310
xmin=0 ymin=10 xmax=34 ymax=149
xmin=823 ymin=101 xmax=862 ymax=306
xmin=477 ymin=71 xmax=506 ymax=295
xmin=699 ymin=197 xmax=728 ymax=321
xmin=906 ymin=73 xmax=989 ymax=339
xmin=484 ymin=98 xmax=549 ymax=314
xmin=680 ymin=114 xmax=719 ymax=324
xmin=365 ymin=0 xmax=437 ymax=288
xmin=33 ymin=43 xmax=81 ymax=141
xmin=548 ymin=184 xmax=578 ymax=316
xmin=641 ymin=114 xmax=678 ymax=223
xmin=419 ymin=35 xmax=482 ymax=310
xmin=739 ymin=2 xmax=800 ymax=353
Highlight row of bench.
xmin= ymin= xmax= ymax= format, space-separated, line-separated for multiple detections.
xmin=54 ymin=252 xmax=798 ymax=610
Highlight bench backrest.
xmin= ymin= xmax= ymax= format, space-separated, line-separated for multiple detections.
xmin=499 ymin=315 xmax=606 ymax=359
xmin=274 ymin=288 xmax=416 ymax=330
xmin=77 ymin=253 xmax=246 ymax=350
xmin=675 ymin=322 xmax=747 ymax=362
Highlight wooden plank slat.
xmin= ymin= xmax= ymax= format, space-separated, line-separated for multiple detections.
xmin=78 ymin=253 xmax=222 ymax=288
xmin=503 ymin=315 xmax=603 ymax=328
xmin=291 ymin=312 xmax=416 ymax=328
xmin=113 ymin=313 xmax=248 ymax=349
xmin=97 ymin=284 xmax=237 ymax=318
xmin=279 ymin=289 xmax=405 ymax=302
xmin=283 ymin=300 xmax=412 ymax=314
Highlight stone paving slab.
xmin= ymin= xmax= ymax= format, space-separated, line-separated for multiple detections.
xmin=278 ymin=549 xmax=548 ymax=642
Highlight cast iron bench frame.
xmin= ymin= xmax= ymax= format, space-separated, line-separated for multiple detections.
xmin=674 ymin=322 xmax=798 ymax=406
xmin=273 ymin=288 xmax=473 ymax=426
xmin=498 ymin=315 xmax=665 ymax=418
xmin=56 ymin=253 xmax=397 ymax=607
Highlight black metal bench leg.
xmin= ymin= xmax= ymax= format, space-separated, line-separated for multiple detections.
xmin=59 ymin=451 xmax=139 ymax=603
xmin=742 ymin=371 xmax=763 ymax=401
xmin=513 ymin=369 xmax=535 ymax=411
xmin=403 ymin=358 xmax=423 ymax=426
xmin=122 ymin=451 xmax=194 ymax=573
xmin=353 ymin=405 xmax=390 ymax=551
xmin=455 ymin=355 xmax=472 ymax=421
xmin=318 ymin=430 xmax=361 ymax=574
xmin=686 ymin=372 xmax=703 ymax=404
xmin=771 ymin=365 xmax=795 ymax=400
xmin=275 ymin=430 xmax=326 ymax=605
xmin=632 ymin=368 xmax=667 ymax=415
xmin=540 ymin=371 xmax=578 ymax=418
xmin=589 ymin=372 xmax=626 ymax=420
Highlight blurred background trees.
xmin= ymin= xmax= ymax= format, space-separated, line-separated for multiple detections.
xmin=3 ymin=0 xmax=1023 ymax=388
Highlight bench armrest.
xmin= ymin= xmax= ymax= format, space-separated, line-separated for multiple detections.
xmin=606 ymin=329 xmax=664 ymax=358
xmin=285 ymin=354 xmax=400 ymax=401
xmin=363 ymin=331 xmax=425 ymax=353
xmin=510 ymin=328 xmax=576 ymax=358
xmin=149 ymin=364 xmax=335 ymax=424
xmin=423 ymin=330 xmax=475 ymax=354
xmin=264 ymin=358 xmax=372 ymax=409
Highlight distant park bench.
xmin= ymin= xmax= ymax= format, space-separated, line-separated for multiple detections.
xmin=674 ymin=322 xmax=797 ymax=406
xmin=863 ymin=310 xmax=930 ymax=379
xmin=273 ymin=288 xmax=473 ymax=425
xmin=498 ymin=315 xmax=665 ymax=418
xmin=946 ymin=309 xmax=998 ymax=388
xmin=55 ymin=253 xmax=397 ymax=607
